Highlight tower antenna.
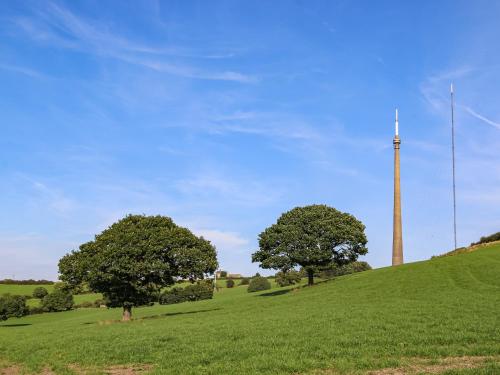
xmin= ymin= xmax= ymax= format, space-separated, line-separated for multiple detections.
xmin=450 ymin=84 xmax=457 ymax=250
xmin=392 ymin=108 xmax=403 ymax=266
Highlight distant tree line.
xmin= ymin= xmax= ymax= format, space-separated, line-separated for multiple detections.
xmin=0 ymin=279 xmax=54 ymax=285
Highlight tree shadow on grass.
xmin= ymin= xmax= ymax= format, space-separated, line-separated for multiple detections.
xmin=258 ymin=289 xmax=292 ymax=297
xmin=82 ymin=308 xmax=221 ymax=325
xmin=0 ymin=323 xmax=32 ymax=327
xmin=140 ymin=308 xmax=221 ymax=321
xmin=258 ymin=280 xmax=332 ymax=297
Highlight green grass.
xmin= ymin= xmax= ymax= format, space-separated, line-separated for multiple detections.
xmin=0 ymin=284 xmax=55 ymax=296
xmin=1 ymin=244 xmax=499 ymax=374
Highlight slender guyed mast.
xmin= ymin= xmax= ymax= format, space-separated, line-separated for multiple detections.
xmin=450 ymin=84 xmax=457 ymax=250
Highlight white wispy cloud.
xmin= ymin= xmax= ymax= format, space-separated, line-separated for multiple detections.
xmin=463 ymin=106 xmax=500 ymax=130
xmin=175 ymin=173 xmax=282 ymax=206
xmin=193 ymin=229 xmax=249 ymax=252
xmin=419 ymin=66 xmax=474 ymax=112
xmin=120 ymin=56 xmax=257 ymax=83
xmin=13 ymin=2 xmax=256 ymax=83
xmin=0 ymin=63 xmax=47 ymax=78
xmin=29 ymin=179 xmax=77 ymax=216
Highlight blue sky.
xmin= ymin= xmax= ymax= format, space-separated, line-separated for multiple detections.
xmin=1 ymin=1 xmax=499 ymax=280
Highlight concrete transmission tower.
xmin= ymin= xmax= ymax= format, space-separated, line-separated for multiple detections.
xmin=392 ymin=109 xmax=404 ymax=266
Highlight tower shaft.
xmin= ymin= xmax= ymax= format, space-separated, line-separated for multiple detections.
xmin=392 ymin=136 xmax=403 ymax=265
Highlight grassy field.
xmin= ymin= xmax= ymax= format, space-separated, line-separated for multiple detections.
xmin=0 ymin=284 xmax=102 ymax=307
xmin=1 ymin=244 xmax=499 ymax=374
xmin=0 ymin=284 xmax=55 ymax=296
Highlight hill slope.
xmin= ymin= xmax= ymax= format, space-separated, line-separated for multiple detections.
xmin=1 ymin=244 xmax=499 ymax=374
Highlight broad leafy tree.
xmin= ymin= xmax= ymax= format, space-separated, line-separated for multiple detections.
xmin=0 ymin=294 xmax=28 ymax=321
xmin=42 ymin=290 xmax=74 ymax=312
xmin=59 ymin=215 xmax=218 ymax=320
xmin=252 ymin=205 xmax=368 ymax=285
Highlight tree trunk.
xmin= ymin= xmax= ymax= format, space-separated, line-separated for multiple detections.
xmin=122 ymin=306 xmax=132 ymax=321
xmin=307 ymin=269 xmax=314 ymax=286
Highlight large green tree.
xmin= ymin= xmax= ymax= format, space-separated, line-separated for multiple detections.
xmin=59 ymin=215 xmax=218 ymax=320
xmin=252 ymin=205 xmax=368 ymax=285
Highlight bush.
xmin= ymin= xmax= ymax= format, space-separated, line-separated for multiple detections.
xmin=159 ymin=282 xmax=214 ymax=305
xmin=350 ymin=261 xmax=372 ymax=273
xmin=75 ymin=301 xmax=94 ymax=308
xmin=159 ymin=287 xmax=185 ymax=305
xmin=42 ymin=290 xmax=74 ymax=312
xmin=33 ymin=287 xmax=49 ymax=299
xmin=219 ymin=271 xmax=227 ymax=278
xmin=247 ymin=276 xmax=271 ymax=293
xmin=320 ymin=261 xmax=372 ymax=279
xmin=183 ymin=283 xmax=213 ymax=301
xmin=226 ymin=279 xmax=235 ymax=288
xmin=29 ymin=306 xmax=44 ymax=315
xmin=0 ymin=294 xmax=29 ymax=320
xmin=275 ymin=270 xmax=302 ymax=287
xmin=239 ymin=278 xmax=250 ymax=286
xmin=471 ymin=231 xmax=500 ymax=246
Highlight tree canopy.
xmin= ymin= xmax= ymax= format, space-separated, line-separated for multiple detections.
xmin=0 ymin=294 xmax=28 ymax=321
xmin=58 ymin=214 xmax=218 ymax=320
xmin=252 ymin=205 xmax=368 ymax=285
xmin=42 ymin=290 xmax=74 ymax=312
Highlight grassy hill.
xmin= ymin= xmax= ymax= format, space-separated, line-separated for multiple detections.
xmin=435 ymin=240 xmax=500 ymax=258
xmin=1 ymin=243 xmax=499 ymax=374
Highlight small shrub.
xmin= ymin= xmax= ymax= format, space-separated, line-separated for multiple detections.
xmin=0 ymin=294 xmax=29 ymax=320
xmin=320 ymin=261 xmax=372 ymax=279
xmin=471 ymin=231 xmax=500 ymax=246
xmin=42 ymin=290 xmax=74 ymax=312
xmin=159 ymin=282 xmax=214 ymax=305
xmin=29 ymin=306 xmax=44 ymax=315
xmin=75 ymin=301 xmax=94 ymax=308
xmin=183 ymin=283 xmax=213 ymax=301
xmin=247 ymin=276 xmax=271 ymax=293
xmin=275 ymin=270 xmax=301 ymax=287
xmin=33 ymin=287 xmax=49 ymax=299
xmin=239 ymin=278 xmax=250 ymax=286
xmin=350 ymin=261 xmax=372 ymax=273
xmin=226 ymin=279 xmax=235 ymax=288
xmin=159 ymin=287 xmax=185 ymax=305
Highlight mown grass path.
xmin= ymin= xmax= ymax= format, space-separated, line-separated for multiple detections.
xmin=1 ymin=244 xmax=499 ymax=374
